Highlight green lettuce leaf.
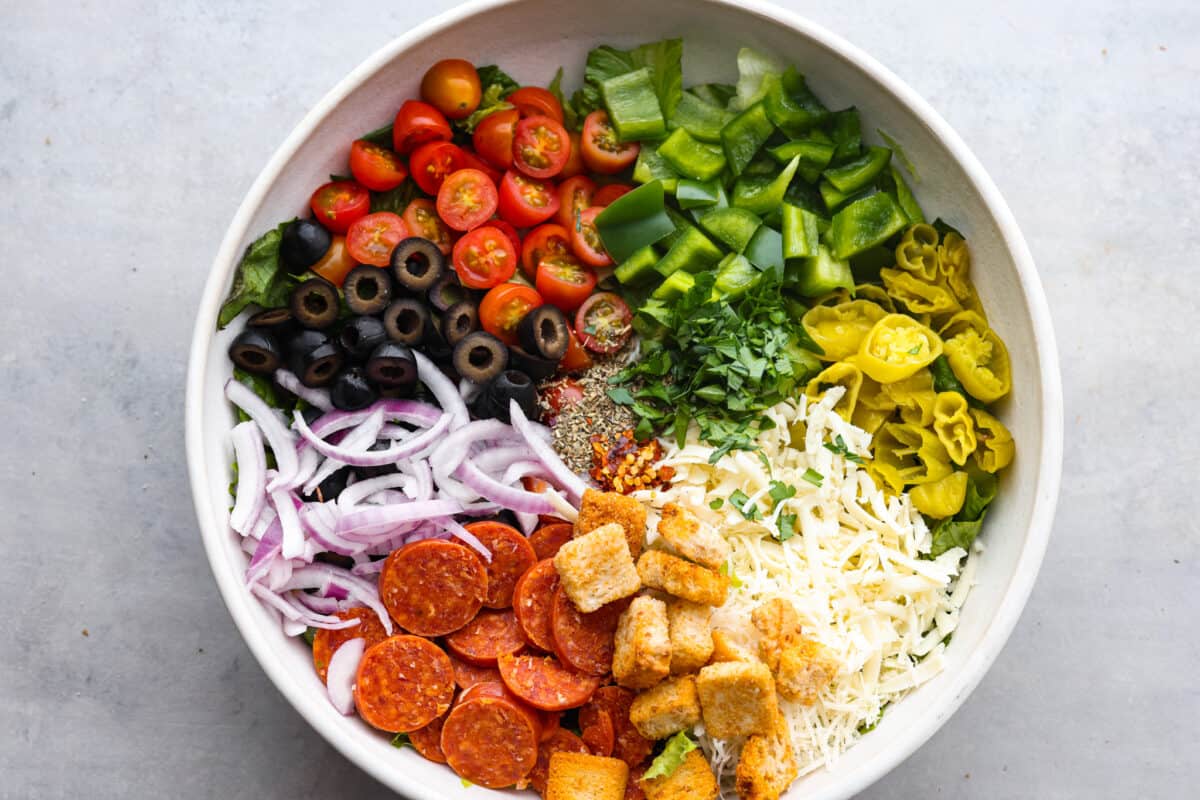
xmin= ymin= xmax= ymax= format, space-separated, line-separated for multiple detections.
xmin=476 ymin=65 xmax=519 ymax=96
xmin=731 ymin=46 xmax=786 ymax=111
xmin=688 ymin=83 xmax=736 ymax=108
xmin=547 ymin=67 xmax=579 ymax=130
xmin=642 ymin=731 xmax=697 ymax=780
xmin=959 ymin=472 xmax=998 ymax=521
xmin=358 ymin=123 xmax=393 ymax=148
xmin=455 ymin=65 xmax=520 ymax=133
xmin=370 ymin=180 xmax=420 ymax=214
xmin=929 ymin=473 xmax=999 ymax=556
xmin=217 ymin=221 xmax=297 ymax=328
xmin=575 ymin=38 xmax=684 ymax=122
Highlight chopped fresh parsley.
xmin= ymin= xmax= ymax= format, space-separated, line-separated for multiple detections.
xmin=709 ymin=497 xmax=724 ymax=510
xmin=801 ymin=468 xmax=824 ymax=487
xmin=824 ymin=434 xmax=865 ymax=464
xmin=768 ymin=480 xmax=797 ymax=503
xmin=907 ymin=344 xmax=923 ymax=354
xmin=728 ymin=489 xmax=761 ymax=521
xmin=776 ymin=513 xmax=799 ymax=541
xmin=390 ymin=732 xmax=411 ymax=749
xmin=607 ymin=387 xmax=636 ymax=405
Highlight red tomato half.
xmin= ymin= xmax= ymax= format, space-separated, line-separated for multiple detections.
xmin=348 ymin=140 xmax=408 ymax=192
xmin=310 ymin=180 xmax=370 ymax=234
xmin=508 ymin=87 xmax=564 ymax=123
xmin=402 ymin=198 xmax=455 ymax=255
xmin=513 ymin=116 xmax=571 ymax=179
xmin=560 ymin=327 xmax=594 ymax=372
xmin=489 ymin=218 xmax=522 ymax=255
xmin=420 ymin=58 xmax=482 ymax=120
xmin=569 ymin=206 xmax=612 ymax=268
xmin=437 ymin=169 xmax=499 ymax=232
xmin=410 ymin=141 xmax=467 ymax=195
xmin=459 ymin=149 xmax=503 ymax=186
xmin=593 ymin=183 xmax=633 ymax=207
xmin=473 ymin=108 xmax=520 ymax=171
xmin=559 ymin=131 xmax=585 ymax=179
xmin=479 ymin=283 xmax=544 ymax=346
xmin=581 ymin=111 xmax=640 ymax=175
xmin=452 ymin=226 xmax=518 ymax=289
xmin=536 ymin=258 xmax=597 ymax=313
xmin=521 ymin=224 xmax=573 ymax=280
xmin=575 ymin=292 xmax=633 ymax=354
xmin=392 ymin=100 xmax=453 ymax=155
xmin=310 ymin=235 xmax=356 ymax=286
xmin=542 ymin=377 xmax=584 ymax=416
xmin=554 ymin=176 xmax=596 ymax=230
xmin=497 ymin=171 xmax=561 ymax=228
xmin=346 ymin=212 xmax=409 ymax=267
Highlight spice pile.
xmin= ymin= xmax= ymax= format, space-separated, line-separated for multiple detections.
xmin=543 ymin=353 xmax=635 ymax=474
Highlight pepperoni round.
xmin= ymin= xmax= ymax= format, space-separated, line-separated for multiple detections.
xmin=449 ymin=652 xmax=503 ymax=690
xmin=498 ymin=653 xmax=602 ymax=711
xmin=441 ymin=695 xmax=541 ymax=788
xmin=446 ymin=609 xmax=528 ymax=665
xmin=458 ymin=679 xmax=510 ymax=705
xmin=354 ymin=635 xmax=455 ymax=733
xmin=465 ymin=521 xmax=538 ymax=608
xmin=625 ymin=764 xmax=648 ymax=800
xmin=527 ymin=727 xmax=590 ymax=795
xmin=580 ymin=686 xmax=653 ymax=768
xmin=311 ymin=608 xmax=388 ymax=683
xmin=408 ymin=711 xmax=448 ymax=764
xmin=529 ymin=523 xmax=574 ymax=560
xmin=379 ymin=540 xmax=487 ymax=636
xmin=581 ymin=709 xmax=615 ymax=757
xmin=514 ymin=559 xmax=560 ymax=652
xmin=550 ymin=586 xmax=629 ymax=676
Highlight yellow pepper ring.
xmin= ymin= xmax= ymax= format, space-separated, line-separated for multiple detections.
xmin=856 ymin=313 xmax=943 ymax=384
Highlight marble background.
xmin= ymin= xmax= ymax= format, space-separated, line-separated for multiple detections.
xmin=1 ymin=0 xmax=1196 ymax=797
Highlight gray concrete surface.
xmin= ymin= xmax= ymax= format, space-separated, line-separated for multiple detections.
xmin=1 ymin=1 xmax=1197 ymax=797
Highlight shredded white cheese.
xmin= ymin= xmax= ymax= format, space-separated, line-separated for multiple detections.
xmin=633 ymin=388 xmax=976 ymax=793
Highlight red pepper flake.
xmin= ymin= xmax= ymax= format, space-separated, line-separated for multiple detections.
xmin=589 ymin=430 xmax=675 ymax=494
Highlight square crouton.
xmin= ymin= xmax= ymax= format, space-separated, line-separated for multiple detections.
xmin=575 ymin=488 xmax=648 ymax=558
xmin=656 ymin=503 xmax=730 ymax=569
xmin=546 ymin=751 xmax=629 ymax=800
xmin=629 ymin=675 xmax=701 ymax=740
xmin=637 ymin=550 xmax=728 ymax=607
xmin=695 ymin=661 xmax=777 ymax=740
xmin=734 ymin=710 xmax=799 ymax=800
xmin=614 ymin=595 xmax=671 ymax=689
xmin=666 ymin=598 xmax=713 ymax=675
xmin=707 ymin=630 xmax=757 ymax=665
xmin=776 ymin=639 xmax=838 ymax=705
xmin=555 ymin=523 xmax=641 ymax=613
xmin=751 ymin=598 xmax=803 ymax=672
xmin=641 ymin=749 xmax=719 ymax=800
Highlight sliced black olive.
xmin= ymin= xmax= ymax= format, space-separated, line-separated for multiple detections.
xmin=289 ymin=278 xmax=339 ymax=330
xmin=313 ymin=551 xmax=355 ymax=569
xmin=246 ymin=308 xmax=295 ymax=332
xmin=286 ymin=329 xmax=343 ymax=387
xmin=509 ymin=345 xmax=558 ymax=381
xmin=330 ymin=366 xmax=378 ymax=410
xmin=365 ymin=341 xmax=418 ymax=389
xmin=302 ymin=467 xmax=351 ymax=504
xmin=452 ymin=331 xmax=508 ymax=384
xmin=517 ymin=304 xmax=570 ymax=361
xmin=442 ymin=301 xmax=480 ymax=347
xmin=228 ymin=329 xmax=282 ymax=375
xmin=280 ymin=219 xmax=332 ymax=274
xmin=484 ymin=370 xmax=538 ymax=423
xmin=423 ymin=317 xmax=455 ymax=363
xmin=382 ymin=298 xmax=432 ymax=347
xmin=343 ymin=265 xmax=393 ymax=315
xmin=427 ymin=270 xmax=469 ymax=312
xmin=338 ymin=315 xmax=388 ymax=362
xmin=391 ymin=237 xmax=445 ymax=293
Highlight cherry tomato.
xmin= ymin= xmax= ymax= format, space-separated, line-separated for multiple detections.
xmin=507 ymin=87 xmax=564 ymax=123
xmin=541 ymin=378 xmax=584 ymax=424
xmin=420 ymin=58 xmax=482 ymax=120
xmin=345 ymin=212 xmax=409 ymax=267
xmin=402 ymin=198 xmax=455 ymax=255
xmin=348 ymin=140 xmax=408 ymax=192
xmin=309 ymin=235 xmax=356 ymax=286
xmin=409 ymin=141 xmax=467 ymax=195
xmin=437 ymin=169 xmax=499 ymax=232
xmin=512 ymin=116 xmax=571 ymax=179
xmin=581 ymin=111 xmax=640 ymax=175
xmin=459 ymin=148 xmax=503 ymax=186
xmin=536 ymin=258 xmax=598 ymax=313
xmin=488 ymin=218 xmax=522 ymax=255
xmin=479 ymin=283 xmax=544 ymax=345
xmin=593 ymin=183 xmax=634 ymax=207
xmin=392 ymin=100 xmax=453 ymax=155
xmin=569 ymin=206 xmax=612 ymax=267
xmin=554 ymin=176 xmax=596 ymax=230
xmin=560 ymin=326 xmax=594 ymax=372
xmin=521 ymin=224 xmax=573 ymax=280
xmin=452 ymin=226 xmax=518 ymax=289
xmin=575 ymin=292 xmax=632 ymax=354
xmin=473 ymin=108 xmax=520 ymax=171
xmin=558 ymin=131 xmax=585 ymax=179
xmin=310 ymin=180 xmax=370 ymax=234
xmin=497 ymin=170 xmax=561 ymax=228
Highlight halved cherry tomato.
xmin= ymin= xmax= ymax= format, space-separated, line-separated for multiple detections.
xmin=345 ymin=212 xmax=409 ymax=267
xmin=497 ymin=170 xmax=561 ymax=228
xmin=489 ymin=218 xmax=522 ymax=255
xmin=402 ymin=198 xmax=455 ymax=255
xmin=569 ymin=206 xmax=612 ymax=268
xmin=392 ymin=100 xmax=453 ymax=155
xmin=420 ymin=58 xmax=482 ymax=120
xmin=593 ymin=183 xmax=634 ymax=207
xmin=348 ymin=140 xmax=408 ymax=192
xmin=437 ymin=169 xmax=499 ymax=232
xmin=513 ymin=116 xmax=571 ymax=179
xmin=473 ymin=108 xmax=519 ymax=171
xmin=575 ymin=292 xmax=632 ymax=354
xmin=536 ymin=258 xmax=598 ymax=313
xmin=459 ymin=148 xmax=503 ymax=186
xmin=452 ymin=226 xmax=518 ymax=289
xmin=310 ymin=180 xmax=370 ymax=234
xmin=581 ymin=111 xmax=640 ymax=175
xmin=521 ymin=224 xmax=573 ymax=280
xmin=479 ymin=283 xmax=544 ymax=345
xmin=409 ymin=141 xmax=467 ymax=195
xmin=508 ymin=87 xmax=564 ymax=123
xmin=309 ymin=235 xmax=356 ymax=286
xmin=541 ymin=378 xmax=584 ymax=421
xmin=555 ymin=176 xmax=596 ymax=230
xmin=558 ymin=131 xmax=585 ymax=179
xmin=560 ymin=326 xmax=594 ymax=372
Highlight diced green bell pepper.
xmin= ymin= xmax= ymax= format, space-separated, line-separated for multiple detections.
xmin=886 ymin=165 xmax=924 ymax=223
xmin=768 ymin=137 xmax=836 ymax=184
xmin=762 ymin=68 xmax=829 ymax=136
xmin=782 ymin=203 xmax=821 ymax=259
xmin=670 ymin=92 xmax=728 ymax=143
xmin=613 ymin=245 xmax=661 ymax=285
xmin=849 ymin=245 xmax=893 ymax=284
xmin=828 ymin=108 xmax=863 ymax=164
xmin=744 ymin=225 xmax=784 ymax=276
xmin=712 ymin=253 xmax=761 ymax=299
xmin=676 ymin=179 xmax=725 ymax=210
xmin=654 ymin=227 xmax=724 ymax=277
xmin=732 ymin=155 xmax=800 ymax=216
xmin=660 ymin=206 xmax=695 ymax=250
xmin=787 ymin=243 xmax=854 ymax=297
xmin=593 ymin=180 xmax=675 ymax=264
xmin=784 ymin=179 xmax=828 ymax=219
xmin=633 ymin=143 xmax=679 ymax=193
xmin=600 ymin=68 xmax=666 ymax=142
xmin=819 ymin=179 xmax=868 ymax=213
xmin=826 ymin=192 xmax=909 ymax=260
xmin=698 ymin=207 xmax=760 ymax=253
xmin=651 ymin=269 xmax=697 ymax=301
xmin=721 ymin=102 xmax=775 ymax=176
xmin=658 ymin=128 xmax=727 ymax=181
xmin=823 ymin=146 xmax=891 ymax=194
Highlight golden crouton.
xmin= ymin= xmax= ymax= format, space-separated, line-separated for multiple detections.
xmin=708 ymin=630 xmax=757 ymax=664
xmin=666 ymin=598 xmax=713 ymax=675
xmin=614 ymin=595 xmax=671 ymax=689
xmin=637 ymin=550 xmax=728 ymax=606
xmin=750 ymin=598 xmax=803 ymax=672
xmin=776 ymin=638 xmax=838 ymax=705
xmin=734 ymin=710 xmax=798 ymax=800
xmin=656 ymin=503 xmax=731 ymax=569
xmin=641 ymin=749 xmax=719 ymax=800
xmin=695 ymin=661 xmax=777 ymax=740
xmin=546 ymin=751 xmax=629 ymax=800
xmin=575 ymin=488 xmax=648 ymax=558
xmin=629 ymin=675 xmax=701 ymax=740
xmin=554 ymin=523 xmax=641 ymax=613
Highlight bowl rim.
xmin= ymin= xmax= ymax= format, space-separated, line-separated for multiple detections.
xmin=185 ymin=0 xmax=1064 ymax=797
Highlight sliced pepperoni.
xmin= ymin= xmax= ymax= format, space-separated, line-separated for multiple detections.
xmin=528 ymin=727 xmax=590 ymax=795
xmin=581 ymin=709 xmax=615 ymax=757
xmin=449 ymin=652 xmax=503 ymax=690
xmin=529 ymin=522 xmax=574 ymax=560
xmin=379 ymin=540 xmax=487 ymax=636
xmin=579 ymin=686 xmax=653 ymax=768
xmin=441 ymin=695 xmax=541 ymax=788
xmin=465 ymin=520 xmax=538 ymax=608
xmin=539 ymin=710 xmax=563 ymax=742
xmin=456 ymin=681 xmax=546 ymax=742
xmin=498 ymin=653 xmax=602 ymax=711
xmin=311 ymin=607 xmax=388 ymax=683
xmin=354 ymin=635 xmax=455 ymax=733
xmin=408 ymin=711 xmax=448 ymax=764
xmin=550 ymin=586 xmax=629 ymax=676
xmin=445 ymin=609 xmax=528 ymax=665
xmin=625 ymin=764 xmax=648 ymax=800
xmin=514 ymin=559 xmax=560 ymax=652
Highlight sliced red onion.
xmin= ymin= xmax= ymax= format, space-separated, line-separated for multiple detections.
xmin=226 ymin=379 xmax=300 ymax=491
xmin=458 ymin=377 xmax=482 ymax=404
xmin=266 ymin=558 xmax=294 ymax=592
xmin=456 ymin=459 xmax=557 ymax=515
xmin=402 ymin=460 xmax=433 ymax=500
xmin=502 ymin=460 xmax=553 ymax=486
xmin=429 ymin=419 xmax=521 ymax=482
xmin=289 ymin=445 xmax=323 ymax=493
xmin=337 ymin=473 xmax=412 ymax=510
xmin=270 ymin=488 xmax=305 ymax=560
xmin=283 ymin=618 xmax=308 ymax=638
xmin=229 ymin=421 xmax=267 ymax=535
xmin=326 ymin=637 xmax=366 ymax=714
xmin=336 ymin=498 xmax=463 ymax=539
xmin=514 ymin=511 xmax=539 ymax=536
xmin=282 ymin=563 xmax=394 ymax=635
xmin=303 ymin=399 xmax=440 ymax=438
xmin=457 ymin=501 xmax=504 ymax=517
xmin=440 ymin=518 xmax=492 ymax=559
xmin=369 ymin=489 xmax=410 ymax=505
xmin=240 ymin=536 xmax=259 ymax=556
xmin=299 ymin=413 xmax=388 ymax=496
xmin=246 ymin=519 xmax=282 ymax=585
xmin=249 ymin=505 xmax=277 ymax=541
xmin=274 ymin=368 xmax=332 ymax=412
xmin=414 ymin=351 xmax=468 ymax=428
xmin=351 ymin=559 xmax=387 ymax=577
xmin=509 ymin=399 xmax=587 ymax=504
xmin=295 ymin=408 xmax=451 ymax=469
xmin=298 ymin=502 xmax=361 ymax=557
xmin=471 ymin=445 xmax=538 ymax=474
xmin=544 ymin=489 xmax=580 ymax=522
xmin=295 ymin=591 xmax=342 ymax=615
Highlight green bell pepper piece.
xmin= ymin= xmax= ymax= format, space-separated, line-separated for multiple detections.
xmin=787 ymin=243 xmax=854 ymax=297
xmin=849 ymin=245 xmax=893 ymax=284
xmin=676 ymin=179 xmax=725 ymax=210
xmin=828 ymin=109 xmax=863 ymax=164
xmin=762 ymin=68 xmax=829 ymax=136
xmin=732 ymin=155 xmax=800 ymax=216
xmin=886 ymin=165 xmax=924 ymax=223
xmin=711 ymin=253 xmax=761 ymax=299
xmin=768 ymin=137 xmax=836 ymax=184
xmin=633 ymin=142 xmax=679 ymax=193
xmin=698 ymin=207 xmax=761 ymax=253
xmin=823 ymin=146 xmax=891 ymax=194
xmin=654 ymin=227 xmax=724 ymax=277
xmin=721 ymin=102 xmax=775 ymax=176
xmin=744 ymin=225 xmax=784 ymax=276
xmin=819 ymin=179 xmax=870 ymax=213
xmin=660 ymin=206 xmax=695 ymax=250
xmin=593 ymin=180 xmax=676 ymax=264
xmin=651 ymin=269 xmax=697 ymax=301
xmin=658 ymin=128 xmax=727 ymax=181
xmin=614 ymin=245 xmax=662 ymax=285
xmin=782 ymin=203 xmax=821 ymax=259
xmin=670 ymin=92 xmax=728 ymax=143
xmin=826 ymin=192 xmax=909 ymax=260
xmin=600 ymin=68 xmax=666 ymax=142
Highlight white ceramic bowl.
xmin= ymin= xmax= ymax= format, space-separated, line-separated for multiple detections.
xmin=186 ymin=0 xmax=1063 ymax=796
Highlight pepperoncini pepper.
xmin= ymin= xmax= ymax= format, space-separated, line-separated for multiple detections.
xmin=801 ymin=300 xmax=888 ymax=361
xmin=805 ymin=361 xmax=864 ymax=420
xmin=870 ymin=422 xmax=953 ymax=493
xmin=851 ymin=376 xmax=895 ymax=435
xmin=894 ymin=223 xmax=940 ymax=282
xmin=880 ymin=268 xmax=961 ymax=316
xmin=856 ymin=314 xmax=943 ymax=384
xmin=883 ymin=369 xmax=937 ymax=426
xmin=970 ymin=407 xmax=1015 ymax=472
xmin=811 ymin=287 xmax=854 ymax=307
xmin=932 ymin=391 xmax=977 ymax=466
xmin=909 ymin=471 xmax=969 ymax=518
xmin=938 ymin=311 xmax=1012 ymax=403
xmin=854 ymin=283 xmax=896 ymax=313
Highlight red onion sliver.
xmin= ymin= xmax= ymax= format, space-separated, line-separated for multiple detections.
xmin=508 ymin=399 xmax=586 ymax=503
xmin=246 ymin=519 xmax=282 ymax=585
xmin=295 ymin=591 xmax=342 ymax=615
xmin=295 ymin=408 xmax=451 ymax=469
xmin=326 ymin=638 xmax=366 ymax=715
xmin=273 ymin=368 xmax=332 ymax=412
xmin=441 ymin=518 xmax=491 ymax=560
xmin=502 ymin=460 xmax=553 ymax=486
xmin=225 ymin=379 xmax=300 ymax=491
xmin=429 ymin=419 xmax=521 ymax=482
xmin=271 ymin=489 xmax=305 ymax=560
xmin=282 ymin=563 xmax=394 ymax=635
xmin=514 ymin=511 xmax=539 ymax=536
xmin=470 ymin=445 xmax=537 ymax=474
xmin=229 ymin=421 xmax=266 ymax=535
xmin=336 ymin=498 xmax=463 ymax=538
xmin=351 ymin=559 xmax=387 ymax=577
xmin=337 ymin=473 xmax=412 ymax=510
xmin=455 ymin=459 xmax=557 ymax=515
xmin=414 ymin=351 xmax=469 ymax=428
